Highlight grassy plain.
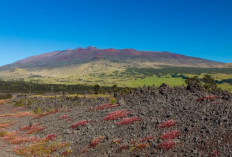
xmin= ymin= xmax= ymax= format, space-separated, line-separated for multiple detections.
xmin=0 ymin=60 xmax=232 ymax=91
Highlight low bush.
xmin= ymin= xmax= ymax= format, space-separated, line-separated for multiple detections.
xmin=14 ymin=99 xmax=25 ymax=106
xmin=110 ymin=97 xmax=115 ymax=105
xmin=0 ymin=93 xmax=12 ymax=99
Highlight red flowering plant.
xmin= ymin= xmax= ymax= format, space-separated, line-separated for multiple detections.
xmin=197 ymin=95 xmax=219 ymax=101
xmin=157 ymin=120 xmax=177 ymax=129
xmin=0 ymin=112 xmax=34 ymax=118
xmin=113 ymin=138 xmax=122 ymax=144
xmin=140 ymin=135 xmax=154 ymax=142
xmin=70 ymin=120 xmax=87 ymax=129
xmin=62 ymin=148 xmax=72 ymax=156
xmin=115 ymin=116 xmax=143 ymax=126
xmin=157 ymin=140 xmax=175 ymax=150
xmin=33 ymin=109 xmax=62 ymax=119
xmin=43 ymin=134 xmax=57 ymax=141
xmin=66 ymin=118 xmax=72 ymax=122
xmin=3 ymin=129 xmax=69 ymax=156
xmin=158 ymin=130 xmax=181 ymax=140
xmin=65 ymin=109 xmax=72 ymax=112
xmin=103 ymin=110 xmax=131 ymax=121
xmin=0 ymin=99 xmax=7 ymax=105
xmin=88 ymin=103 xmax=119 ymax=112
xmin=26 ymin=124 xmax=46 ymax=134
xmin=12 ymin=141 xmax=70 ymax=156
xmin=20 ymin=123 xmax=39 ymax=131
xmin=118 ymin=145 xmax=130 ymax=151
xmin=131 ymin=139 xmax=136 ymax=145
xmin=60 ymin=115 xmax=68 ymax=120
xmin=82 ymin=148 xmax=88 ymax=153
xmin=133 ymin=143 xmax=150 ymax=151
xmin=88 ymin=136 xmax=104 ymax=148
xmin=0 ymin=121 xmax=20 ymax=128
xmin=9 ymin=136 xmax=40 ymax=144
xmin=2 ymin=131 xmax=18 ymax=141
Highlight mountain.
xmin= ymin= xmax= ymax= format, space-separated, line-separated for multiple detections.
xmin=0 ymin=46 xmax=225 ymax=70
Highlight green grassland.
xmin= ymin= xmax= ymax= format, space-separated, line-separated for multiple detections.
xmin=121 ymin=75 xmax=232 ymax=90
xmin=0 ymin=62 xmax=232 ymax=92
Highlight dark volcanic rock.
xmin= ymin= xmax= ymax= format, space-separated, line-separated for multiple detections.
xmin=16 ymin=83 xmax=232 ymax=157
xmin=187 ymin=81 xmax=204 ymax=93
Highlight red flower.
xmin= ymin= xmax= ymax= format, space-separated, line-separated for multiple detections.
xmin=113 ymin=138 xmax=122 ymax=144
xmin=197 ymin=95 xmax=219 ymax=101
xmin=60 ymin=115 xmax=68 ymax=119
xmin=89 ymin=136 xmax=104 ymax=148
xmin=158 ymin=120 xmax=176 ymax=128
xmin=140 ymin=135 xmax=154 ymax=142
xmin=134 ymin=143 xmax=149 ymax=150
xmin=70 ymin=120 xmax=87 ymax=129
xmin=115 ymin=116 xmax=143 ymax=126
xmin=159 ymin=130 xmax=180 ymax=140
xmin=103 ymin=110 xmax=131 ymax=121
xmin=89 ymin=103 xmax=119 ymax=111
xmin=119 ymin=145 xmax=129 ymax=151
xmin=44 ymin=134 xmax=57 ymax=141
xmin=66 ymin=118 xmax=72 ymax=122
xmin=82 ymin=148 xmax=87 ymax=153
xmin=157 ymin=140 xmax=175 ymax=150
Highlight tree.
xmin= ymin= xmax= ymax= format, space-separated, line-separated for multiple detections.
xmin=201 ymin=74 xmax=217 ymax=90
xmin=185 ymin=75 xmax=201 ymax=84
xmin=185 ymin=74 xmax=218 ymax=91
xmin=94 ymin=84 xmax=101 ymax=94
xmin=112 ymin=85 xmax=118 ymax=92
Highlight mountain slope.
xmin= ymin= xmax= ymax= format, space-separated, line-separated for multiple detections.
xmin=0 ymin=46 xmax=225 ymax=70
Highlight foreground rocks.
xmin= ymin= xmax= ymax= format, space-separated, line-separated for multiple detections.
xmin=2 ymin=82 xmax=232 ymax=156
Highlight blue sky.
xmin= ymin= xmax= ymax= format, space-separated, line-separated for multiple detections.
xmin=0 ymin=0 xmax=231 ymax=66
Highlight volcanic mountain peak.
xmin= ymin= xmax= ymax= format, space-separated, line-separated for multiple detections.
xmin=85 ymin=46 xmax=98 ymax=50
xmin=0 ymin=47 xmax=225 ymax=70
xmin=75 ymin=47 xmax=84 ymax=50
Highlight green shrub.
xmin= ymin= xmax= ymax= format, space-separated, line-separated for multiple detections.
xmin=27 ymin=99 xmax=35 ymax=107
xmin=0 ymin=93 xmax=12 ymax=99
xmin=94 ymin=84 xmax=101 ymax=94
xmin=35 ymin=107 xmax=42 ymax=115
xmin=185 ymin=75 xmax=201 ymax=84
xmin=120 ymin=87 xmax=132 ymax=95
xmin=14 ymin=99 xmax=25 ymax=106
xmin=110 ymin=97 xmax=115 ymax=105
xmin=185 ymin=74 xmax=218 ymax=91
xmin=202 ymin=74 xmax=217 ymax=90
xmin=112 ymin=85 xmax=119 ymax=92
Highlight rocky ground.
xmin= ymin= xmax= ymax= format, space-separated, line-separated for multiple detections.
xmin=0 ymin=82 xmax=232 ymax=157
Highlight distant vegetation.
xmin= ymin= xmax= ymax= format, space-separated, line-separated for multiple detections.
xmin=126 ymin=67 xmax=232 ymax=76
xmin=215 ymin=78 xmax=232 ymax=84
xmin=0 ymin=80 xmax=127 ymax=94
xmin=29 ymin=75 xmax=43 ymax=78
xmin=185 ymin=74 xmax=218 ymax=91
xmin=0 ymin=66 xmax=232 ymax=93
xmin=0 ymin=93 xmax=12 ymax=99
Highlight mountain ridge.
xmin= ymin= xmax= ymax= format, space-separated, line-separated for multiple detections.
xmin=0 ymin=47 xmax=225 ymax=70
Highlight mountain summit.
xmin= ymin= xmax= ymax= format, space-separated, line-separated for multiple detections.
xmin=0 ymin=47 xmax=224 ymax=70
